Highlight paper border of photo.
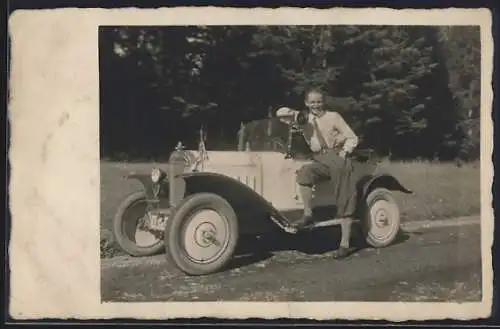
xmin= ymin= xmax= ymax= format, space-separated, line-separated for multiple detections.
xmin=7 ymin=6 xmax=494 ymax=320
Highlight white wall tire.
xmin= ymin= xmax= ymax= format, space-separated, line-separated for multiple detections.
xmin=165 ymin=193 xmax=239 ymax=276
xmin=363 ymin=188 xmax=401 ymax=248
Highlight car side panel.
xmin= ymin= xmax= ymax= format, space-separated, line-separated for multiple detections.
xmin=199 ymin=151 xmax=264 ymax=196
xmin=200 ymin=150 xmax=303 ymax=210
xmin=259 ymin=153 xmax=304 ymax=211
xmin=179 ymin=171 xmax=284 ymax=234
xmin=259 ymin=154 xmax=338 ymax=211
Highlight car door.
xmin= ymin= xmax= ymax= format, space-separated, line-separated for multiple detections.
xmin=276 ymin=156 xmax=338 ymax=223
xmin=286 ymin=159 xmax=335 ymax=207
xmin=281 ymin=157 xmax=310 ymax=208
xmin=257 ymin=152 xmax=299 ymax=211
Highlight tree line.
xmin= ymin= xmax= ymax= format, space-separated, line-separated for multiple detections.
xmin=99 ymin=25 xmax=480 ymax=162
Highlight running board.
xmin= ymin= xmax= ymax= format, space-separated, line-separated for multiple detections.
xmin=270 ymin=215 xmax=298 ymax=234
xmin=305 ymin=218 xmax=360 ymax=229
xmin=270 ymin=215 xmax=360 ymax=235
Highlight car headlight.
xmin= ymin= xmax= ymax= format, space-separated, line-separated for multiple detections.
xmin=151 ymin=168 xmax=164 ymax=183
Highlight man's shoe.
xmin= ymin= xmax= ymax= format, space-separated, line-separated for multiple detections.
xmin=332 ymin=246 xmax=356 ymax=259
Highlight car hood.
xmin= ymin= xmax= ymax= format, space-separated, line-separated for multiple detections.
xmin=185 ymin=150 xmax=264 ymax=171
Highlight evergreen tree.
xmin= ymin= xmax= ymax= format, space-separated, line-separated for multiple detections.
xmin=99 ymin=25 xmax=477 ymax=161
xmin=437 ymin=26 xmax=481 ymax=161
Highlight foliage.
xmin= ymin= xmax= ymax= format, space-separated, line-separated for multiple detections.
xmin=99 ymin=25 xmax=481 ymax=161
xmin=100 ymin=229 xmax=123 ymax=258
xmin=437 ymin=26 xmax=481 ymax=160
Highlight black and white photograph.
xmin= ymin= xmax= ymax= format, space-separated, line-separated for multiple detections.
xmin=99 ymin=20 xmax=488 ymax=303
xmin=8 ymin=7 xmax=493 ymax=320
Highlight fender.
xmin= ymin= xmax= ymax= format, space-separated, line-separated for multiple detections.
xmin=359 ymin=173 xmax=413 ymax=199
xmin=124 ymin=172 xmax=169 ymax=201
xmin=176 ymin=172 xmax=293 ymax=233
xmin=352 ymin=173 xmax=411 ymax=218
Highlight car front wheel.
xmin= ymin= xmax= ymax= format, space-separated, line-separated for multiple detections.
xmin=165 ymin=193 xmax=239 ymax=276
xmin=363 ymin=187 xmax=401 ymax=248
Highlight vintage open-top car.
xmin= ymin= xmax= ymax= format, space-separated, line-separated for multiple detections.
xmin=112 ymin=110 xmax=412 ymax=276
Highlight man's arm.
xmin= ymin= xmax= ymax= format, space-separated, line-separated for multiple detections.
xmin=276 ymin=107 xmax=297 ymax=124
xmin=333 ymin=112 xmax=359 ymax=155
xmin=276 ymin=107 xmax=309 ymax=127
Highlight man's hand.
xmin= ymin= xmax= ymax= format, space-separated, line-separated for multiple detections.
xmin=339 ymin=150 xmax=347 ymax=159
xmin=296 ymin=110 xmax=309 ymax=126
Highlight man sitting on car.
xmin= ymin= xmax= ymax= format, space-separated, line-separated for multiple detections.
xmin=277 ymin=87 xmax=359 ymax=259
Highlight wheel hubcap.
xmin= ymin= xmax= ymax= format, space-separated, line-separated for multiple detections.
xmin=182 ymin=209 xmax=229 ymax=264
xmin=194 ymin=222 xmax=219 ymax=247
xmin=369 ymin=199 xmax=396 ymax=240
xmin=374 ymin=208 xmax=389 ymax=228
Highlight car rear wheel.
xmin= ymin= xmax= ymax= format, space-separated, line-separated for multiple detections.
xmin=363 ymin=187 xmax=401 ymax=248
xmin=165 ymin=193 xmax=239 ymax=276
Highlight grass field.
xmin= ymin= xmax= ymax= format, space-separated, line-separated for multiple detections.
xmin=100 ymin=159 xmax=480 ymax=258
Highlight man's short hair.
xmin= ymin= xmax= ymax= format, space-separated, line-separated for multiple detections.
xmin=304 ymin=87 xmax=325 ymax=100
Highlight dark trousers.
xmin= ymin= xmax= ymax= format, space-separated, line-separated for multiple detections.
xmin=296 ymin=149 xmax=358 ymax=217
xmin=296 ymin=150 xmax=347 ymax=187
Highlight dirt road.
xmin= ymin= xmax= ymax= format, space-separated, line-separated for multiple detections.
xmin=101 ymin=221 xmax=482 ymax=302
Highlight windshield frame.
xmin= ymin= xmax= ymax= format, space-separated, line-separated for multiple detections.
xmin=239 ymin=117 xmax=314 ymax=158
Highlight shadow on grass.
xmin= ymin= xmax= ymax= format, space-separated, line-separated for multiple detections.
xmin=225 ymin=227 xmax=412 ymax=270
xmin=223 ymin=252 xmax=275 ymax=272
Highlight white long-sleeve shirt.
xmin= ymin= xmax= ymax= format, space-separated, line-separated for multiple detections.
xmin=276 ymin=107 xmax=359 ymax=154
xmin=303 ymin=111 xmax=359 ymax=154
